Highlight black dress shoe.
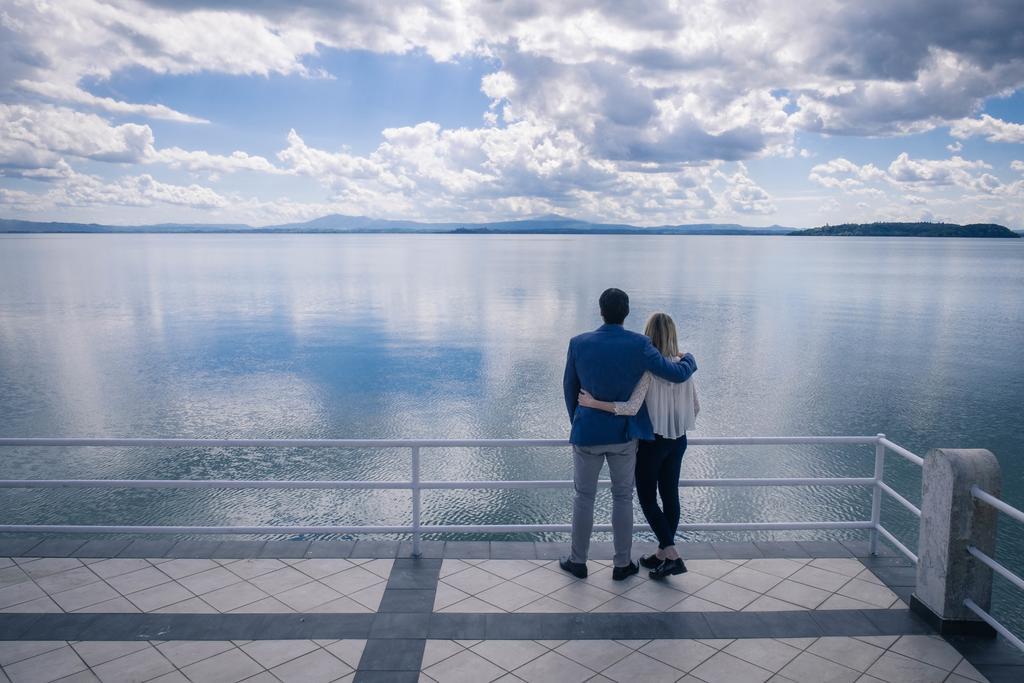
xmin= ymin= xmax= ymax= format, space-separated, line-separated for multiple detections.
xmin=649 ymin=557 xmax=687 ymax=579
xmin=559 ymin=557 xmax=588 ymax=578
xmin=612 ymin=560 xmax=639 ymax=581
xmin=639 ymin=554 xmax=662 ymax=569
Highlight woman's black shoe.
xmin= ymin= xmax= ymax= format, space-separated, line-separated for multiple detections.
xmin=639 ymin=554 xmax=662 ymax=569
xmin=649 ymin=558 xmax=687 ymax=579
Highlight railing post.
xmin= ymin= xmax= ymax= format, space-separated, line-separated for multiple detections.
xmin=910 ymin=448 xmax=1000 ymax=635
xmin=411 ymin=446 xmax=422 ymax=558
xmin=869 ymin=433 xmax=885 ymax=555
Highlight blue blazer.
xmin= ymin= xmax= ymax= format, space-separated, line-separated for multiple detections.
xmin=563 ymin=324 xmax=697 ymax=446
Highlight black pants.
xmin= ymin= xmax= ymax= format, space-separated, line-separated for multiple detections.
xmin=635 ymin=434 xmax=687 ymax=549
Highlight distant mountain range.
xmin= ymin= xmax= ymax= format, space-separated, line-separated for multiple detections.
xmin=0 ymin=214 xmax=794 ymax=235
xmin=0 ymin=215 xmax=1019 ymax=237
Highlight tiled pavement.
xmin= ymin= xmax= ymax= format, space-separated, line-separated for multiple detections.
xmin=0 ymin=539 xmax=1019 ymax=682
xmin=0 ymin=557 xmax=392 ymax=615
xmin=420 ymin=635 xmax=987 ymax=683
xmin=434 ymin=558 xmax=904 ymax=614
xmin=0 ymin=638 xmax=365 ymax=682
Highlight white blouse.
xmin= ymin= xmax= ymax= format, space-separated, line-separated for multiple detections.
xmin=613 ymin=371 xmax=699 ymax=439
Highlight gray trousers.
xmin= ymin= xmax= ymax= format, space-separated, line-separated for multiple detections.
xmin=570 ymin=440 xmax=638 ymax=567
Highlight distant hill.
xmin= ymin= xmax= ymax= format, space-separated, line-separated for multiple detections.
xmin=791 ymin=222 xmax=1019 ymax=238
xmin=0 ymin=214 xmax=794 ymax=235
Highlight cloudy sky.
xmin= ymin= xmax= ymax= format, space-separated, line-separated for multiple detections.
xmin=1 ymin=0 xmax=1023 ymax=228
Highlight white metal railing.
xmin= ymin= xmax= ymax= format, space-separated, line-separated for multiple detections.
xmin=964 ymin=485 xmax=1024 ymax=653
xmin=0 ymin=434 xmax=909 ymax=553
xmin=3 ymin=433 xmax=1022 ymax=650
xmin=870 ymin=440 xmax=1024 ymax=654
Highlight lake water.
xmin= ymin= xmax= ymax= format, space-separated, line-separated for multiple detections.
xmin=0 ymin=233 xmax=1022 ymax=626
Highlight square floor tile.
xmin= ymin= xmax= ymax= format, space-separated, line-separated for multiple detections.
xmin=441 ymin=567 xmax=506 ymax=596
xmin=788 ymin=566 xmax=850 ymax=592
xmin=639 ymin=639 xmax=717 ymax=672
xmin=723 ymin=638 xmax=802 ymax=673
xmin=547 ymin=582 xmax=616 ymax=612
xmin=34 ymin=567 xmax=100 ymax=595
xmin=887 ymin=635 xmax=963 ymax=672
xmin=4 ymin=644 xmax=87 ymax=683
xmin=778 ymin=651 xmax=860 ymax=683
xmin=0 ymin=641 xmax=68 ymax=667
xmin=320 ymin=566 xmax=386 ymax=596
xmin=155 ymin=641 xmax=236 ymax=668
xmin=51 ymin=581 xmax=121 ymax=612
xmin=180 ymin=649 xmax=263 ymax=683
xmin=472 ymin=640 xmax=549 ymax=671
xmin=224 ymin=559 xmax=286 ymax=580
xmin=765 ymin=579 xmax=831 ymax=609
xmin=87 ymin=557 xmax=149 ymax=581
xmin=201 ymin=582 xmax=268 ymax=612
xmin=835 ymin=579 xmax=899 ymax=609
xmin=807 ymin=637 xmax=885 ymax=672
xmin=71 ymin=641 xmax=150 ymax=668
xmin=270 ymin=648 xmax=352 ymax=683
xmin=718 ymin=566 xmax=785 ymax=593
xmin=512 ymin=651 xmax=594 ymax=683
xmin=274 ymin=581 xmax=344 ymax=611
xmin=475 ymin=582 xmax=543 ymax=612
xmin=156 ymin=559 xmax=220 ymax=580
xmin=694 ymin=580 xmax=760 ymax=610
xmin=91 ymin=647 xmax=175 ymax=683
xmin=421 ymin=640 xmax=464 ymax=668
xmin=323 ymin=640 xmax=365 ymax=669
xmin=424 ymin=648 xmax=506 ymax=682
xmin=511 ymin=567 xmax=576 ymax=595
xmin=554 ymin=640 xmax=632 ymax=673
xmin=864 ymin=651 xmax=948 ymax=683
xmin=176 ymin=567 xmax=241 ymax=595
xmin=690 ymin=651 xmax=773 ymax=683
xmin=126 ymin=582 xmax=195 ymax=612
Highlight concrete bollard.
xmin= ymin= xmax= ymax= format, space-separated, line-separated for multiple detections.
xmin=910 ymin=448 xmax=1000 ymax=636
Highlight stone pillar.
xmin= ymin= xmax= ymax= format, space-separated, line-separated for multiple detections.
xmin=910 ymin=448 xmax=1000 ymax=635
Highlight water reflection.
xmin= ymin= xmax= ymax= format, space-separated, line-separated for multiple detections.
xmin=0 ymin=234 xmax=1021 ymax=623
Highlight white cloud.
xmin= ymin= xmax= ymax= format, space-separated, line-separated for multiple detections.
xmin=807 ymin=150 xmax=1024 ymax=226
xmin=809 ymin=158 xmax=888 ymax=191
xmin=150 ymin=147 xmax=285 ymax=175
xmin=1012 ymin=160 xmax=1024 ymax=172
xmin=0 ymin=104 xmax=287 ymax=181
xmin=4 ymin=1 xmax=1022 ymax=140
xmin=0 ymin=104 xmax=154 ymax=169
xmin=15 ymin=81 xmax=208 ymax=124
xmin=950 ymin=114 xmax=1024 ymax=143
xmin=1 ymin=1 xmax=1023 ymax=225
xmin=3 ymin=168 xmax=229 ymax=211
xmin=810 ymin=153 xmax=1002 ymax=195
xmin=887 ymin=153 xmax=991 ymax=187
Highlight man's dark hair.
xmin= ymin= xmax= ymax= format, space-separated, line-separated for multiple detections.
xmin=599 ymin=288 xmax=629 ymax=325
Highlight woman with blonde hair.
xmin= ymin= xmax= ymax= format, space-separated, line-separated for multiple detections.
xmin=578 ymin=312 xmax=698 ymax=578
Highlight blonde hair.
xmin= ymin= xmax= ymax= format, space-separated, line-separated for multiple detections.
xmin=644 ymin=312 xmax=679 ymax=357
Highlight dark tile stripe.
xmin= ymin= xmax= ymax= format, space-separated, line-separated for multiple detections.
xmin=117 ymin=539 xmax=176 ymax=558
xmin=0 ymin=608 xmax=946 ymax=642
xmin=354 ymin=555 xmax=442 ymax=673
xmin=26 ymin=539 xmax=87 ymax=557
xmin=257 ymin=540 xmax=311 ymax=558
xmin=356 ymin=639 xmax=425 ymax=671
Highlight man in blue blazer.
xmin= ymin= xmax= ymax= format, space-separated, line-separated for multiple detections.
xmin=561 ymin=288 xmax=697 ymax=580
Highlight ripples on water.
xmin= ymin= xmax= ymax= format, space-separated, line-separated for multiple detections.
xmin=0 ymin=233 xmax=1021 ymax=627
